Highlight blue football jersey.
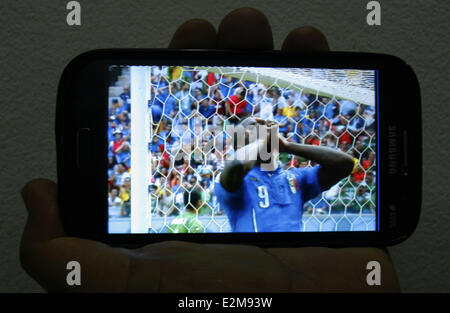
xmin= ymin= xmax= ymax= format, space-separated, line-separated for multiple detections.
xmin=215 ymin=165 xmax=322 ymax=232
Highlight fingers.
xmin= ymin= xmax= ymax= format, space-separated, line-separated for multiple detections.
xmin=253 ymin=117 xmax=277 ymax=126
xmin=253 ymin=117 xmax=267 ymax=125
xmin=217 ymin=8 xmax=273 ymax=50
xmin=170 ymin=9 xmax=327 ymax=53
xmin=21 ymin=237 xmax=131 ymax=292
xmin=129 ymin=241 xmax=290 ymax=292
xmin=266 ymin=247 xmax=400 ymax=292
xmin=168 ymin=19 xmax=217 ymax=49
xmin=282 ymin=26 xmax=330 ymax=52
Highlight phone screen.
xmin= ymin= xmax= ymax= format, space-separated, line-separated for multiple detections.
xmin=107 ymin=65 xmax=378 ymax=234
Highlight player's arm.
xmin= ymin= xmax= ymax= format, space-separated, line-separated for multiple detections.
xmin=282 ymin=139 xmax=354 ymax=190
xmin=220 ymin=138 xmax=266 ymax=192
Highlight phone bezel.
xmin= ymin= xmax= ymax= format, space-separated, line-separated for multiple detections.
xmin=56 ymin=49 xmax=421 ymax=247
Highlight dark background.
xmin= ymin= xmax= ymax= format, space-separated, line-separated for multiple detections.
xmin=0 ymin=0 xmax=448 ymax=292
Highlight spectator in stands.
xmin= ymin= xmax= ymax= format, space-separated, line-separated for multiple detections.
xmin=176 ymin=83 xmax=193 ymax=117
xmin=352 ymin=164 xmax=365 ymax=183
xmin=219 ymin=75 xmax=234 ymax=99
xmin=256 ymin=87 xmax=273 ymax=120
xmin=108 ymin=116 xmax=119 ymax=141
xmin=273 ymin=108 xmax=289 ymax=135
xmin=339 ymin=99 xmax=357 ymax=117
xmin=119 ymin=177 xmax=131 ymax=217
xmin=211 ymin=86 xmax=225 ymax=115
xmin=348 ymin=115 xmax=365 ymax=134
xmin=187 ymin=175 xmax=198 ymax=188
xmin=226 ymin=86 xmax=248 ymax=120
xmin=323 ymin=133 xmax=337 ymax=148
xmin=271 ymin=88 xmax=287 ymax=113
xmin=365 ymin=170 xmax=376 ymax=189
xmin=159 ymin=188 xmax=176 ymax=217
xmin=114 ymin=138 xmax=131 ymax=168
xmin=331 ymin=182 xmax=354 ymax=213
xmin=281 ymin=95 xmax=297 ymax=118
xmin=107 ymin=156 xmax=116 ymax=178
xmin=119 ymin=86 xmax=131 ymax=112
xmin=116 ymin=111 xmax=131 ymax=139
xmin=337 ymin=126 xmax=352 ymax=147
xmin=109 ymin=98 xmax=122 ymax=115
xmin=365 ymin=171 xmax=377 ymax=207
xmin=150 ymin=136 xmax=161 ymax=154
xmin=305 ymin=130 xmax=320 ymax=146
xmin=192 ymin=87 xmax=205 ymax=105
xmin=199 ymin=99 xmax=215 ymax=119
xmin=108 ymin=188 xmax=122 ymax=218
xmin=111 ymin=130 xmax=126 ymax=152
xmin=352 ymin=184 xmax=372 ymax=213
xmin=159 ymin=145 xmax=171 ymax=169
xmin=149 ymin=184 xmax=159 ymax=215
xmin=317 ymin=118 xmax=330 ymax=137
xmin=112 ymin=163 xmax=130 ymax=187
xmin=338 ymin=141 xmax=349 ymax=153
xmin=362 ymin=151 xmax=375 ymax=170
xmin=325 ymin=98 xmax=340 ymax=119
xmin=150 ymin=98 xmax=163 ymax=123
xmin=162 ymin=83 xmax=180 ymax=117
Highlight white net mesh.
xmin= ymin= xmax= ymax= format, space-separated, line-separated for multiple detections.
xmin=108 ymin=65 xmax=377 ymax=233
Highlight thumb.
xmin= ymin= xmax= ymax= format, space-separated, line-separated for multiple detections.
xmin=21 ymin=178 xmax=65 ymax=245
xmin=20 ymin=178 xmax=131 ymax=292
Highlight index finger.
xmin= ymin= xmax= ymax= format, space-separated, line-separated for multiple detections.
xmin=168 ymin=19 xmax=217 ymax=49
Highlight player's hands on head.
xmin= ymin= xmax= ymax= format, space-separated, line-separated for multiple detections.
xmin=253 ymin=118 xmax=289 ymax=153
xmin=20 ymin=8 xmax=399 ymax=293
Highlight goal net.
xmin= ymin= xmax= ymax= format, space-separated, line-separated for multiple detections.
xmin=107 ymin=64 xmax=377 ymax=233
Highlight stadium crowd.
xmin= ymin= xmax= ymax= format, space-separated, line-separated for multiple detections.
xmin=108 ymin=65 xmax=377 ymax=223
xmin=108 ymin=81 xmax=132 ymax=218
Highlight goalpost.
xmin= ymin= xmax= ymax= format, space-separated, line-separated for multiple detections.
xmin=130 ymin=66 xmax=151 ymax=233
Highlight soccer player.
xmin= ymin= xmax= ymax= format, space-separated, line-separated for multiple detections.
xmin=167 ymin=187 xmax=205 ymax=233
xmin=215 ymin=117 xmax=355 ymax=232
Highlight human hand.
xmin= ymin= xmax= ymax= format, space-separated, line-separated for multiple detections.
xmin=252 ymin=118 xmax=289 ymax=154
xmin=20 ymin=8 xmax=399 ymax=293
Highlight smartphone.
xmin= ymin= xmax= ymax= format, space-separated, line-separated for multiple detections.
xmin=56 ymin=49 xmax=421 ymax=247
